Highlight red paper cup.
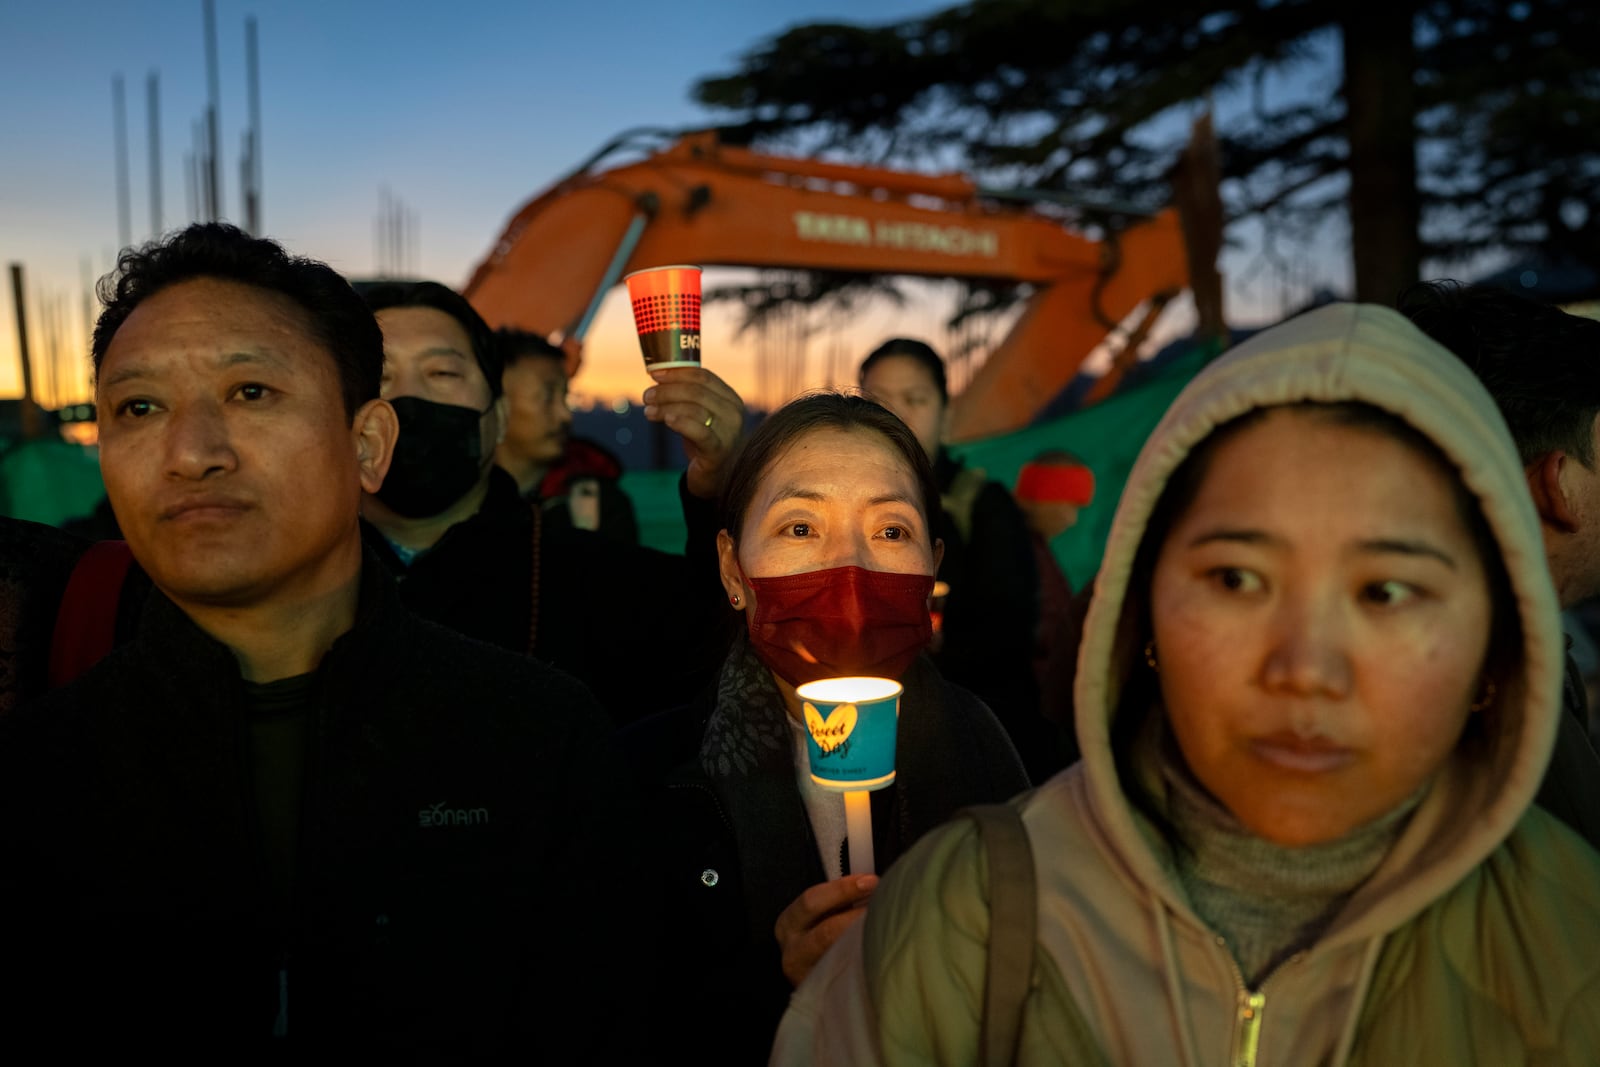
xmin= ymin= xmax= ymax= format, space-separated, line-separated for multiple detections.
xmin=625 ymin=264 xmax=702 ymax=371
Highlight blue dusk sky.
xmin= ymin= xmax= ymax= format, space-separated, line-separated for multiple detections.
xmin=0 ymin=0 xmax=957 ymax=406
xmin=2 ymin=1 xmax=1351 ymax=410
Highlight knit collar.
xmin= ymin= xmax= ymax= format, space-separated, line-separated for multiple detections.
xmin=131 ymin=548 xmax=408 ymax=703
xmin=1158 ymin=733 xmax=1422 ymax=901
xmin=1147 ymin=722 xmax=1423 ymax=983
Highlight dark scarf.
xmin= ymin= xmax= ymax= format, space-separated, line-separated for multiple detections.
xmin=698 ymin=634 xmax=794 ymax=783
xmin=696 ymin=633 xmax=1025 ymax=944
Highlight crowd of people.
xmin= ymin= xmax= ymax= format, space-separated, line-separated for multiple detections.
xmin=0 ymin=221 xmax=1597 ymax=1062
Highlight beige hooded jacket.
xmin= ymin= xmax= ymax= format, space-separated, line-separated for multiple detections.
xmin=773 ymin=303 xmax=1600 ymax=1066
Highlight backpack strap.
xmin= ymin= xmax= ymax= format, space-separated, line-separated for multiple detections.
xmin=963 ymin=803 xmax=1037 ymax=1067
xmin=48 ymin=539 xmax=135 ymax=689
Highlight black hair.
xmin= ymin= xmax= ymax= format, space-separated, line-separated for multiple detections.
xmin=1399 ymin=280 xmax=1600 ymax=467
xmin=92 ymin=222 xmax=382 ymax=418
xmin=497 ymin=327 xmax=565 ymax=369
xmin=719 ymin=391 xmax=941 ymax=544
xmin=1026 ymin=448 xmax=1088 ymax=467
xmin=362 ymin=280 xmax=504 ymax=398
xmin=859 ymin=337 xmax=949 ymax=404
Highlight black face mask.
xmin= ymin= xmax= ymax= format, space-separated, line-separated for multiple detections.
xmin=374 ymin=395 xmax=490 ymax=518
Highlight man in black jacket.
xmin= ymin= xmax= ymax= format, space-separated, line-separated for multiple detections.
xmin=1401 ymin=281 xmax=1600 ymax=847
xmin=497 ymin=326 xmax=642 ymax=544
xmin=0 ymin=224 xmax=649 ymax=1058
xmin=359 ymin=282 xmax=737 ymax=724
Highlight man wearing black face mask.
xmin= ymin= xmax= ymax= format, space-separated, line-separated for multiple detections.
xmin=361 ymin=282 xmax=736 ymax=724
xmin=362 ymin=283 xmax=512 ymax=544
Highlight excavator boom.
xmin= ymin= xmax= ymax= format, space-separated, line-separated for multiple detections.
xmin=463 ymin=130 xmax=1188 ymax=439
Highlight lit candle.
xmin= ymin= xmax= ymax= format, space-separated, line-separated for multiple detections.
xmin=795 ymin=676 xmax=903 ymax=876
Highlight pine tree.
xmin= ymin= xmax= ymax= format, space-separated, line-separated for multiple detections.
xmin=695 ymin=0 xmax=1600 ymax=305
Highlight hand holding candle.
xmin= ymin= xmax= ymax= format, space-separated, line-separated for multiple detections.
xmin=773 ymin=873 xmax=880 ymax=988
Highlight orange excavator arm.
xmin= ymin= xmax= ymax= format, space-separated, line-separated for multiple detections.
xmin=463 ymin=130 xmax=1188 ymax=439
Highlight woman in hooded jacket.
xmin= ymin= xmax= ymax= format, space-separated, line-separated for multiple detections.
xmin=773 ymin=303 xmax=1600 ymax=1065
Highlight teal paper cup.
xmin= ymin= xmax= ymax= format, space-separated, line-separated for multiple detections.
xmin=796 ymin=677 xmax=902 ymax=792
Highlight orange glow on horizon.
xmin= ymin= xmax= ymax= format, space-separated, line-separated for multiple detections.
xmin=0 ymin=270 xmax=1196 ymax=419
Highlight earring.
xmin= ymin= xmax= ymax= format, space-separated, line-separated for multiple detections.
xmin=730 ymin=593 xmax=742 ymax=608
xmin=1144 ymin=641 xmax=1159 ymax=672
xmin=1469 ymin=679 xmax=1496 ymax=713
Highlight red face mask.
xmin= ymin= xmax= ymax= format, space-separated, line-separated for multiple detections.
xmin=744 ymin=565 xmax=935 ymax=687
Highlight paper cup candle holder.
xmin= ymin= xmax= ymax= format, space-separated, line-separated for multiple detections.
xmin=625 ymin=264 xmax=702 ymax=370
xmin=795 ymin=676 xmax=903 ymax=875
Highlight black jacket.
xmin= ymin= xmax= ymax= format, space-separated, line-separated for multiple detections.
xmin=0 ymin=516 xmax=150 ymax=716
xmin=0 ymin=556 xmax=652 ymax=1059
xmin=1541 ymin=648 xmax=1600 ymax=849
xmin=0 ymin=516 xmax=92 ymax=716
xmin=931 ymin=449 xmax=1064 ymax=780
xmin=620 ymin=641 xmax=1030 ymax=1063
xmin=362 ymin=467 xmax=727 ymax=726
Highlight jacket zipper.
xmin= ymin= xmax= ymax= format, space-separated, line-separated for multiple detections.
xmin=250 ymin=671 xmax=329 ymax=1041
xmin=272 ymin=967 xmax=289 ymax=1038
xmin=232 ymin=682 xmax=288 ymax=1038
xmin=281 ymin=670 xmax=331 ymax=1039
xmin=1223 ymin=946 xmax=1265 ymax=1067
xmin=1232 ymin=988 xmax=1265 ymax=1067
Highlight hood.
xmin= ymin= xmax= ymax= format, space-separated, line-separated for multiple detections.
xmin=1074 ymin=302 xmax=1564 ymax=941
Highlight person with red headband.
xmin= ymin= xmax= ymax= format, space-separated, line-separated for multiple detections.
xmin=1016 ymin=449 xmax=1097 ymax=727
xmin=620 ymin=392 xmax=1028 ymax=1064
xmin=1016 ymin=450 xmax=1097 ymax=541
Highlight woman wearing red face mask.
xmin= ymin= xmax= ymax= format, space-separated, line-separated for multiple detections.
xmin=620 ymin=393 xmax=1028 ymax=1063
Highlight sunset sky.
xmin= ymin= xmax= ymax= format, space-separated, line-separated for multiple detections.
xmin=1 ymin=0 xmax=979 ymax=409
xmin=2 ymin=0 xmax=1338 ymax=416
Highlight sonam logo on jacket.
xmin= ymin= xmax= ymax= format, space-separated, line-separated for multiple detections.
xmin=418 ymin=801 xmax=490 ymax=828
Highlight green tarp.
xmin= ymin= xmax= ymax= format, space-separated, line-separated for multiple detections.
xmin=0 ymin=440 xmax=105 ymax=528
xmin=3 ymin=346 xmax=1216 ymax=579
